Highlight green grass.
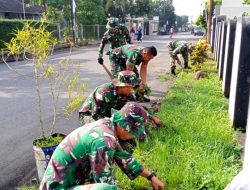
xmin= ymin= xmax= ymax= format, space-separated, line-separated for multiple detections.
xmin=116 ymin=60 xmax=242 ymax=190
xmin=19 ymin=184 xmax=39 ymax=190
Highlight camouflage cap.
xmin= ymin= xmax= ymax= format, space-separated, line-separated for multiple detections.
xmin=106 ymin=17 xmax=119 ymax=29
xmin=112 ymin=70 xmax=141 ymax=87
xmin=112 ymin=102 xmax=149 ymax=139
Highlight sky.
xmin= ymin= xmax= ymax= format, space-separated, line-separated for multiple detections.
xmin=173 ymin=0 xmax=205 ymax=22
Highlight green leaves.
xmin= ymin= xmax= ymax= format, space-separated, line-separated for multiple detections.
xmin=33 ymin=134 xmax=65 ymax=147
xmin=243 ymin=0 xmax=250 ymax=4
xmin=144 ymin=85 xmax=152 ymax=96
xmin=44 ymin=66 xmax=55 ymax=78
xmin=190 ymin=40 xmax=209 ymax=66
xmin=152 ymin=0 xmax=176 ymax=27
xmin=6 ymin=22 xmax=57 ymax=65
xmin=77 ymin=0 xmax=106 ymax=25
xmin=127 ymin=0 xmax=154 ymax=18
xmin=214 ymin=0 xmax=222 ymax=6
xmin=195 ymin=13 xmax=207 ymax=29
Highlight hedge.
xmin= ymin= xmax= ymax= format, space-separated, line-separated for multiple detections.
xmin=0 ymin=19 xmax=57 ymax=50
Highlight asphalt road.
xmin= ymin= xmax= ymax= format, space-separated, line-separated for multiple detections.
xmin=0 ymin=32 xmax=201 ymax=189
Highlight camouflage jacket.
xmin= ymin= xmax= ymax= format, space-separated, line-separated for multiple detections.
xmin=111 ymin=44 xmax=144 ymax=68
xmin=98 ymin=25 xmax=131 ymax=58
xmin=40 ymin=118 xmax=144 ymax=190
xmin=169 ymin=40 xmax=188 ymax=56
xmin=79 ymin=83 xmax=126 ymax=120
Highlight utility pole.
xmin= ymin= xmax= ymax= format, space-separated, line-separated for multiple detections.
xmin=22 ymin=0 xmax=26 ymax=19
xmin=71 ymin=0 xmax=78 ymax=47
xmin=207 ymin=0 xmax=214 ymax=43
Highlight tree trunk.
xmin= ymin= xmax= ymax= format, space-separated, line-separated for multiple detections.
xmin=207 ymin=0 xmax=213 ymax=43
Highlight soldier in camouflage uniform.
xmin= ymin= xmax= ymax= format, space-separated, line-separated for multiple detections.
xmin=109 ymin=44 xmax=157 ymax=102
xmin=97 ymin=17 xmax=132 ymax=65
xmin=79 ymin=71 xmax=163 ymax=127
xmin=79 ymin=71 xmax=140 ymax=125
xmin=168 ymin=40 xmax=193 ymax=76
xmin=40 ymin=103 xmax=165 ymax=190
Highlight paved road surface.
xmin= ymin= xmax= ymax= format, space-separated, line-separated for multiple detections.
xmin=0 ymin=33 xmax=201 ymax=188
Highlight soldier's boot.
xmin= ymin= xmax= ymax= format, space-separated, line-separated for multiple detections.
xmin=142 ymin=96 xmax=150 ymax=102
xmin=171 ymin=66 xmax=177 ymax=76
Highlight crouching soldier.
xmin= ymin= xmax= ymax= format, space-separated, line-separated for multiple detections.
xmin=168 ymin=40 xmax=193 ymax=76
xmin=79 ymin=70 xmax=139 ymax=124
xmin=109 ymin=44 xmax=157 ymax=102
xmin=40 ymin=103 xmax=165 ymax=190
xmin=79 ymin=71 xmax=163 ymax=128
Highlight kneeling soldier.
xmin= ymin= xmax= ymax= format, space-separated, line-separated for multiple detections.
xmin=79 ymin=71 xmax=139 ymax=125
xmin=40 ymin=103 xmax=165 ymax=190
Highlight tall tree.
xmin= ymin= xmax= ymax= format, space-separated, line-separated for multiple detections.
xmin=176 ymin=15 xmax=189 ymax=28
xmin=47 ymin=0 xmax=71 ymax=22
xmin=127 ymin=0 xmax=154 ymax=18
xmin=152 ymin=0 xmax=175 ymax=27
xmin=214 ymin=0 xmax=222 ymax=5
xmin=77 ymin=0 xmax=106 ymax=24
xmin=46 ymin=0 xmax=106 ymax=25
xmin=105 ymin=0 xmax=128 ymax=20
xmin=195 ymin=12 xmax=206 ymax=28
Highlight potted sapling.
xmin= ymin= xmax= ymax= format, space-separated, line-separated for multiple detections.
xmin=3 ymin=19 xmax=85 ymax=180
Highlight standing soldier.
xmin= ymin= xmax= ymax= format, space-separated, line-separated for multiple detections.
xmin=40 ymin=103 xmax=165 ymax=190
xmin=109 ymin=44 xmax=157 ymax=102
xmin=98 ymin=17 xmax=132 ymax=65
xmin=168 ymin=40 xmax=193 ymax=76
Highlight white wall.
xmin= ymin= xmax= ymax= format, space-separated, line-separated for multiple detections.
xmin=220 ymin=0 xmax=250 ymax=19
xmin=245 ymin=112 xmax=250 ymax=170
xmin=222 ymin=0 xmax=242 ymax=6
xmin=220 ymin=6 xmax=250 ymax=19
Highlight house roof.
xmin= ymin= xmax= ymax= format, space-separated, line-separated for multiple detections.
xmin=0 ymin=0 xmax=44 ymax=14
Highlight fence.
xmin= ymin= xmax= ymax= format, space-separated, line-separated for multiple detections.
xmin=212 ymin=15 xmax=250 ymax=189
xmin=56 ymin=24 xmax=106 ymax=44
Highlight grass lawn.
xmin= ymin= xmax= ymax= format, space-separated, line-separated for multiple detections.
xmin=116 ymin=60 xmax=242 ymax=190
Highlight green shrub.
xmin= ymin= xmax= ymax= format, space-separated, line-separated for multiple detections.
xmin=0 ymin=19 xmax=57 ymax=50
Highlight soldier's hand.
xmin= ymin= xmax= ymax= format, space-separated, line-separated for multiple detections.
xmin=98 ymin=57 xmax=104 ymax=65
xmin=151 ymin=116 xmax=163 ymax=127
xmin=151 ymin=177 xmax=165 ymax=190
xmin=177 ymin=60 xmax=183 ymax=68
xmin=138 ymin=83 xmax=144 ymax=93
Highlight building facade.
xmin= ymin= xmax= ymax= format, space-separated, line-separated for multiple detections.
xmin=0 ymin=0 xmax=44 ymax=20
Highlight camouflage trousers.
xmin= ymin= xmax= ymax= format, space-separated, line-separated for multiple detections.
xmin=169 ymin=50 xmax=189 ymax=69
